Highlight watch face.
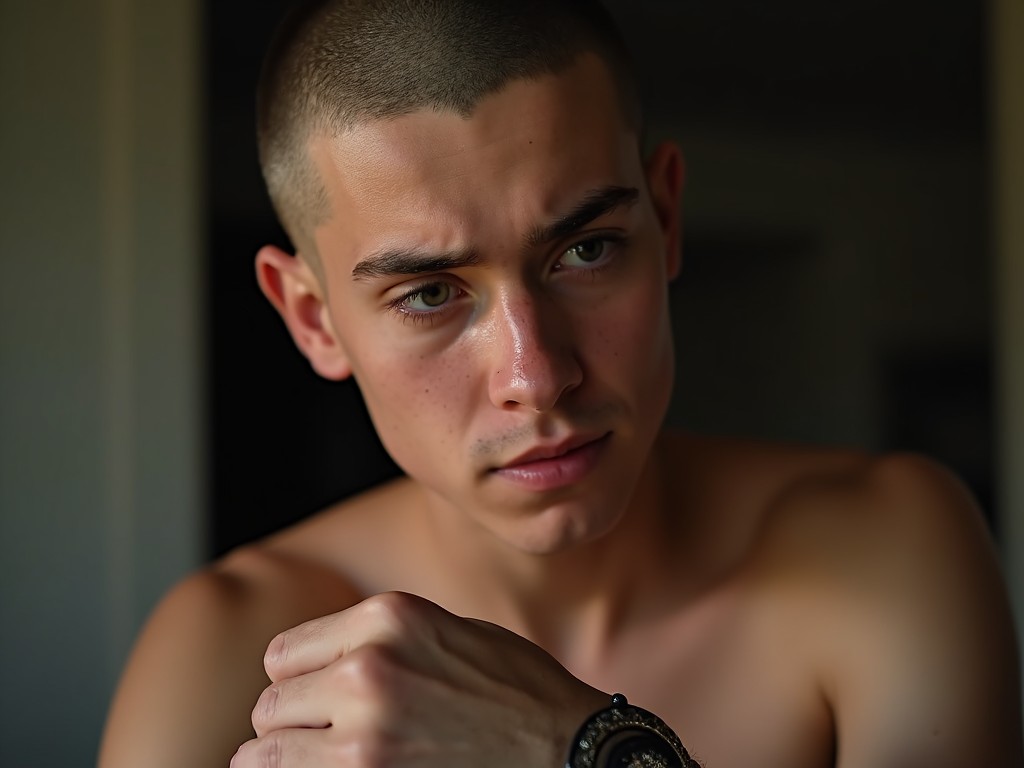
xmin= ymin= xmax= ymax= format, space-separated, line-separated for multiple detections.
xmin=601 ymin=729 xmax=684 ymax=768
xmin=568 ymin=702 xmax=696 ymax=768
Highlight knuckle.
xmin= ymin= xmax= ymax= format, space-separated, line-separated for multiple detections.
xmin=251 ymin=684 xmax=281 ymax=731
xmin=233 ymin=734 xmax=284 ymax=768
xmin=265 ymin=615 xmax=329 ymax=679
xmin=362 ymin=591 xmax=414 ymax=632
xmin=339 ymin=644 xmax=393 ymax=693
xmin=263 ymin=631 xmax=289 ymax=678
xmin=261 ymin=732 xmax=285 ymax=768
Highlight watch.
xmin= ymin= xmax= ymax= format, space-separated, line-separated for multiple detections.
xmin=565 ymin=694 xmax=700 ymax=768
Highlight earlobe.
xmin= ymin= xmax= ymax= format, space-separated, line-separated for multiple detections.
xmin=645 ymin=141 xmax=685 ymax=280
xmin=254 ymin=245 xmax=352 ymax=381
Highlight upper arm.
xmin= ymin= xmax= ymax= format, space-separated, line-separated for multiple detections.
xmin=98 ymin=548 xmax=361 ymax=768
xmin=98 ymin=568 xmax=274 ymax=768
xmin=825 ymin=454 xmax=1022 ymax=767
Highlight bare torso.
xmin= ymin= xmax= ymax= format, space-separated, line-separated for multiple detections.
xmin=247 ymin=432 xmax=885 ymax=767
xmin=99 ymin=431 xmax=1020 ymax=768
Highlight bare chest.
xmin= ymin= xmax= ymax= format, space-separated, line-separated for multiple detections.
xmin=566 ymin=600 xmax=835 ymax=768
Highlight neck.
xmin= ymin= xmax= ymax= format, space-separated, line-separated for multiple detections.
xmin=416 ymin=434 xmax=687 ymax=669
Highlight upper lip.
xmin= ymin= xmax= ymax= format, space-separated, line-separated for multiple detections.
xmin=497 ymin=432 xmax=608 ymax=469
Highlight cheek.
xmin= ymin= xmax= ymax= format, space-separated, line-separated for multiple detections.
xmin=351 ymin=342 xmax=478 ymax=475
xmin=584 ymin=273 xmax=674 ymax=386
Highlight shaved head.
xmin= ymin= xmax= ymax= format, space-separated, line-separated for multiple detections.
xmin=256 ymin=0 xmax=641 ymax=268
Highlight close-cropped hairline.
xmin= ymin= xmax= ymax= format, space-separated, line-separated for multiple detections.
xmin=256 ymin=0 xmax=643 ymax=268
xmin=274 ymin=58 xmax=642 ymax=268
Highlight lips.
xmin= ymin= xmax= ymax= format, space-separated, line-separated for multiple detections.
xmin=499 ymin=432 xmax=608 ymax=469
xmin=490 ymin=432 xmax=611 ymax=492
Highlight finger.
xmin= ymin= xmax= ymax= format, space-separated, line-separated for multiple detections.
xmin=231 ymin=727 xmax=364 ymax=768
xmin=252 ymin=645 xmax=396 ymax=736
xmin=265 ymin=591 xmax=445 ymax=682
xmin=251 ymin=668 xmax=327 ymax=737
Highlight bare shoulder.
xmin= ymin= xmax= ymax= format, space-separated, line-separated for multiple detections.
xmin=673 ymin=432 xmax=1007 ymax=587
xmin=99 ymin=540 xmax=362 ymax=768
xmin=751 ymin=447 xmax=1010 ymax=613
xmin=738 ymin=443 xmax=1023 ymax=766
xmin=98 ymin=477 xmax=417 ymax=767
xmin=737 ymin=443 xmax=1000 ymax=571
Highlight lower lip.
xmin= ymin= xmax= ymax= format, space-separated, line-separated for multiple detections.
xmin=491 ymin=434 xmax=610 ymax=492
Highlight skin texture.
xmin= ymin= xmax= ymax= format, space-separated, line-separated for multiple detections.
xmin=99 ymin=57 xmax=1023 ymax=768
xmin=278 ymin=57 xmax=680 ymax=560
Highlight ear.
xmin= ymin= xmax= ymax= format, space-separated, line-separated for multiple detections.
xmin=644 ymin=141 xmax=685 ymax=280
xmin=255 ymin=245 xmax=352 ymax=381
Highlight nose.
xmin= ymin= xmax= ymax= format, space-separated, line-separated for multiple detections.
xmin=487 ymin=290 xmax=583 ymax=412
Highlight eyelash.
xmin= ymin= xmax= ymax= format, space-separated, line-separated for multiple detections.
xmin=555 ymin=233 xmax=624 ymax=275
xmin=386 ymin=284 xmax=464 ymax=326
xmin=385 ymin=234 xmax=626 ymax=325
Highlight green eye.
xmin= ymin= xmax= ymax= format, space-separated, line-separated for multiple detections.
xmin=561 ymin=239 xmax=606 ymax=266
xmin=405 ymin=282 xmax=451 ymax=310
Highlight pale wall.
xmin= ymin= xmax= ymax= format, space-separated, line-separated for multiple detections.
xmin=0 ymin=1 xmax=203 ymax=764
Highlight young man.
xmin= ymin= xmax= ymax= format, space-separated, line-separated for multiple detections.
xmin=100 ymin=1 xmax=1023 ymax=766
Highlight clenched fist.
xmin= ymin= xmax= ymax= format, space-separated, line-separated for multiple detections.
xmin=231 ymin=591 xmax=609 ymax=767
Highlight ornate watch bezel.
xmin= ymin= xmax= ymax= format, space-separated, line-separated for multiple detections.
xmin=565 ymin=695 xmax=699 ymax=768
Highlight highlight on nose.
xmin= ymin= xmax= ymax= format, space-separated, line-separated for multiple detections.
xmin=487 ymin=296 xmax=583 ymax=412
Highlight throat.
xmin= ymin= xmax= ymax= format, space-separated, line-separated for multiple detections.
xmin=415 ymin=458 xmax=684 ymax=669
xmin=403 ymin=438 xmax=692 ymax=667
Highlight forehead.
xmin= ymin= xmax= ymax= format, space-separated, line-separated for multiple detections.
xmin=308 ymin=55 xmax=644 ymax=271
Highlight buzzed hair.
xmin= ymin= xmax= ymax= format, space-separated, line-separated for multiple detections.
xmin=256 ymin=0 xmax=641 ymax=269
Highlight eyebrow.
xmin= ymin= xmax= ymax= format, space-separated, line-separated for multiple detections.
xmin=350 ymin=184 xmax=640 ymax=280
xmin=352 ymin=248 xmax=481 ymax=280
xmin=526 ymin=185 xmax=640 ymax=248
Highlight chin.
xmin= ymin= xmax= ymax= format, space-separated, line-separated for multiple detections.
xmin=495 ymin=501 xmax=624 ymax=556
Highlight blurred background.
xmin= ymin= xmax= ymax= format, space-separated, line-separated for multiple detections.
xmin=2 ymin=0 xmax=1022 ymax=764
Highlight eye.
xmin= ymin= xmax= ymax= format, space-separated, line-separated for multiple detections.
xmin=401 ymin=282 xmax=453 ymax=311
xmin=558 ymin=238 xmax=610 ymax=269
